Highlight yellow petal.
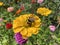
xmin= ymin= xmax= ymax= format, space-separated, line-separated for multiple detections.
xmin=34 ymin=30 xmax=39 ymax=34
xmin=34 ymin=19 xmax=41 ymax=27
xmin=27 ymin=33 xmax=32 ymax=37
xmin=13 ymin=27 xmax=24 ymax=33
xmin=33 ymin=15 xmax=41 ymax=27
xmin=20 ymin=28 xmax=27 ymax=36
xmin=27 ymin=27 xmax=39 ymax=35
xmin=22 ymin=36 xmax=28 ymax=39
xmin=27 ymin=27 xmax=33 ymax=33
xmin=13 ymin=18 xmax=21 ymax=29
xmin=32 ymin=27 xmax=39 ymax=34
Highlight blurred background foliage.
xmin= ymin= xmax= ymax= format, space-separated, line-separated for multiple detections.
xmin=0 ymin=0 xmax=60 ymax=45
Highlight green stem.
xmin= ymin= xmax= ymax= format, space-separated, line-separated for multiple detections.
xmin=56 ymin=24 xmax=60 ymax=29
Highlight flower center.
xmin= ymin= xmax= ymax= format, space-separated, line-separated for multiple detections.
xmin=27 ymin=17 xmax=35 ymax=27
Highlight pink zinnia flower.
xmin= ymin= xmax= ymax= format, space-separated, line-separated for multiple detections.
xmin=0 ymin=18 xmax=3 ymax=22
xmin=7 ymin=7 xmax=14 ymax=12
xmin=37 ymin=0 xmax=44 ymax=4
xmin=49 ymin=25 xmax=56 ymax=32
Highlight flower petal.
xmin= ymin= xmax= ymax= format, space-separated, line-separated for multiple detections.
xmin=13 ymin=27 xmax=24 ymax=33
xmin=20 ymin=28 xmax=28 ymax=36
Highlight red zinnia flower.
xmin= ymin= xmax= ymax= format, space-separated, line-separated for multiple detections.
xmin=31 ymin=0 xmax=36 ymax=3
xmin=6 ymin=23 xmax=12 ymax=29
xmin=20 ymin=4 xmax=25 ymax=10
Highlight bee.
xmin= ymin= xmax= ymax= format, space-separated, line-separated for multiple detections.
xmin=27 ymin=17 xmax=35 ymax=27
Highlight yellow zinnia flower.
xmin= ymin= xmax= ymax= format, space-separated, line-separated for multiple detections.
xmin=0 ymin=2 xmax=3 ymax=6
xmin=37 ymin=7 xmax=52 ymax=16
xmin=13 ymin=14 xmax=41 ymax=39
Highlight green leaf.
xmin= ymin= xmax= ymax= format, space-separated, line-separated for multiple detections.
xmin=27 ymin=40 xmax=33 ymax=45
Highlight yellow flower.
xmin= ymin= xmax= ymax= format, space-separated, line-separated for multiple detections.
xmin=13 ymin=14 xmax=41 ymax=39
xmin=37 ymin=7 xmax=52 ymax=16
xmin=0 ymin=2 xmax=3 ymax=6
